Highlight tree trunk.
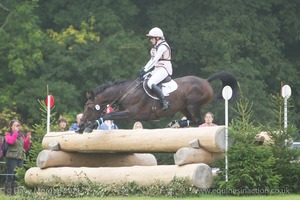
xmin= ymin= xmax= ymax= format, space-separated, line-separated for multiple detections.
xmin=174 ymin=147 xmax=224 ymax=166
xmin=42 ymin=126 xmax=226 ymax=153
xmin=25 ymin=163 xmax=213 ymax=189
xmin=37 ymin=150 xmax=157 ymax=169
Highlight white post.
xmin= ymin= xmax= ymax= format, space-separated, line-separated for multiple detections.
xmin=47 ymin=95 xmax=51 ymax=134
xmin=284 ymin=98 xmax=287 ymax=130
xmin=222 ymin=86 xmax=233 ymax=183
xmin=281 ymin=85 xmax=291 ymax=145
xmin=225 ymin=96 xmax=229 ymax=182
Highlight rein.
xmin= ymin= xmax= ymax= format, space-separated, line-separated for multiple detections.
xmin=108 ymin=77 xmax=141 ymax=106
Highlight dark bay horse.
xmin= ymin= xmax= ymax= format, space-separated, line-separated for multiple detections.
xmin=79 ymin=72 xmax=238 ymax=133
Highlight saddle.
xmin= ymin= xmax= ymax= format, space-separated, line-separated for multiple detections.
xmin=142 ymin=76 xmax=178 ymax=100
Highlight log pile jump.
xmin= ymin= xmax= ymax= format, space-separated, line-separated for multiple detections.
xmin=25 ymin=126 xmax=226 ymax=189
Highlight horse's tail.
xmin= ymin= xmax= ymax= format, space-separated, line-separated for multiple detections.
xmin=207 ymin=71 xmax=239 ymax=100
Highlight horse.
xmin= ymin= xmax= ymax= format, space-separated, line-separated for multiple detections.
xmin=78 ymin=71 xmax=238 ymax=133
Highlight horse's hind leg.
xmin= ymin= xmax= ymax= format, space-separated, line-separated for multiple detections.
xmin=186 ymin=104 xmax=202 ymax=125
xmin=181 ymin=106 xmax=201 ymax=126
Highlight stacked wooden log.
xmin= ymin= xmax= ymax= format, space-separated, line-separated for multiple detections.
xmin=25 ymin=126 xmax=226 ymax=189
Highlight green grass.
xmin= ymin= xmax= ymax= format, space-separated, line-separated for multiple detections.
xmin=1 ymin=192 xmax=300 ymax=200
xmin=55 ymin=195 xmax=300 ymax=200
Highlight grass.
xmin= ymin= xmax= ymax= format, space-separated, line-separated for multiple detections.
xmin=49 ymin=195 xmax=300 ymax=200
xmin=1 ymin=192 xmax=300 ymax=200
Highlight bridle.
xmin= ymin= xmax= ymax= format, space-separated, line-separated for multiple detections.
xmin=82 ymin=99 xmax=103 ymax=125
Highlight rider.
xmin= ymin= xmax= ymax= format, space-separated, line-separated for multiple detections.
xmin=140 ymin=27 xmax=172 ymax=110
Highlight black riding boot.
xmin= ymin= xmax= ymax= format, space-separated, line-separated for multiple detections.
xmin=4 ymin=183 xmax=12 ymax=195
xmin=151 ymin=84 xmax=170 ymax=110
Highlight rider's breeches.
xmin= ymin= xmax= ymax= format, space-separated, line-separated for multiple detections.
xmin=147 ymin=67 xmax=169 ymax=89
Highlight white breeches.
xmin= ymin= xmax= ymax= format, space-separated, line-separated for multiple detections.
xmin=147 ymin=67 xmax=169 ymax=89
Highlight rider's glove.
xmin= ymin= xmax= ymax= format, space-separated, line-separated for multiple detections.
xmin=140 ymin=69 xmax=146 ymax=78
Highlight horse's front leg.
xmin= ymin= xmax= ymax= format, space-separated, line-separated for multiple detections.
xmin=103 ymin=110 xmax=131 ymax=121
xmin=83 ymin=110 xmax=130 ymax=133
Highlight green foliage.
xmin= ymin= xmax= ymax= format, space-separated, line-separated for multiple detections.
xmin=265 ymin=94 xmax=300 ymax=193
xmin=215 ymin=95 xmax=281 ymax=195
xmin=217 ymin=144 xmax=281 ymax=194
xmin=215 ymin=91 xmax=300 ymax=195
xmin=152 ymin=153 xmax=174 ymax=165
xmin=1 ymin=0 xmax=300 ymax=134
xmin=47 ymin=16 xmax=100 ymax=50
xmin=0 ymin=105 xmax=19 ymax=135
xmin=1 ymin=0 xmax=44 ymax=76
xmin=12 ymin=177 xmax=202 ymax=199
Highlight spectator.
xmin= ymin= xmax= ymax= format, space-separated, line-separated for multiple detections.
xmin=58 ymin=116 xmax=68 ymax=132
xmin=199 ymin=112 xmax=218 ymax=127
xmin=69 ymin=113 xmax=83 ymax=131
xmin=4 ymin=119 xmax=31 ymax=195
xmin=0 ymin=135 xmax=3 ymax=159
xmin=133 ymin=121 xmax=143 ymax=129
xmin=97 ymin=105 xmax=118 ymax=130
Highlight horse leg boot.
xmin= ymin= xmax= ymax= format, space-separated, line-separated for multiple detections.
xmin=151 ymin=84 xmax=170 ymax=110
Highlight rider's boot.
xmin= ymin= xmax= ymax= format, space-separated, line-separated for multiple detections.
xmin=151 ymin=84 xmax=170 ymax=110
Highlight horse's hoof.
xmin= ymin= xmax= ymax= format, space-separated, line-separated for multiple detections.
xmin=84 ymin=128 xmax=93 ymax=133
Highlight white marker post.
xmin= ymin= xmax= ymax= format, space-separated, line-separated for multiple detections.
xmin=281 ymin=85 xmax=291 ymax=144
xmin=222 ymin=86 xmax=233 ymax=183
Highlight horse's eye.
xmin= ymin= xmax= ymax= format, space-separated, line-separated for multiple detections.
xmin=95 ymin=104 xmax=100 ymax=110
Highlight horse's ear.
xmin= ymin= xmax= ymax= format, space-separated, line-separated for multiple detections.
xmin=86 ymin=90 xmax=95 ymax=100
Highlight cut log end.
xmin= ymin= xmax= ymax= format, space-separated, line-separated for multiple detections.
xmin=214 ymin=127 xmax=226 ymax=152
xmin=36 ymin=150 xmax=50 ymax=168
xmin=48 ymin=141 xmax=60 ymax=151
xmin=192 ymin=164 xmax=213 ymax=189
xmin=189 ymin=139 xmax=200 ymax=149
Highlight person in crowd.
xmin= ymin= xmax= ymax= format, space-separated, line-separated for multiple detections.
xmin=69 ymin=113 xmax=83 ymax=131
xmin=140 ymin=27 xmax=172 ymax=110
xmin=199 ymin=112 xmax=218 ymax=127
xmin=23 ymin=132 xmax=32 ymax=158
xmin=133 ymin=121 xmax=143 ymax=129
xmin=97 ymin=105 xmax=118 ymax=130
xmin=0 ymin=135 xmax=3 ymax=159
xmin=4 ymin=119 xmax=31 ymax=195
xmin=58 ymin=116 xmax=68 ymax=132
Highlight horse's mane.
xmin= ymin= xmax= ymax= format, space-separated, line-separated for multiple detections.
xmin=95 ymin=80 xmax=133 ymax=95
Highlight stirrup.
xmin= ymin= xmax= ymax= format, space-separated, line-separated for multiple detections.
xmin=162 ymin=100 xmax=170 ymax=110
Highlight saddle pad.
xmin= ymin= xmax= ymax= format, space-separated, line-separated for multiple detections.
xmin=143 ymin=79 xmax=178 ymax=100
xmin=162 ymin=80 xmax=178 ymax=96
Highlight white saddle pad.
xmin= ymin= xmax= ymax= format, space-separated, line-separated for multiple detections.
xmin=143 ymin=79 xmax=178 ymax=100
xmin=162 ymin=80 xmax=178 ymax=96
